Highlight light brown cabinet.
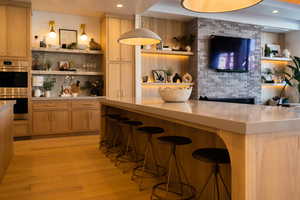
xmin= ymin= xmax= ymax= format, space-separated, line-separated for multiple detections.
xmin=101 ymin=15 xmax=135 ymax=98
xmin=32 ymin=109 xmax=71 ymax=135
xmin=0 ymin=5 xmax=30 ymax=58
xmin=32 ymin=100 xmax=100 ymax=135
xmin=71 ymin=101 xmax=100 ymax=132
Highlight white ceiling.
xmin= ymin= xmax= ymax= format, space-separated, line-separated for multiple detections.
xmin=31 ymin=0 xmax=300 ymax=31
xmin=31 ymin=0 xmax=161 ymax=17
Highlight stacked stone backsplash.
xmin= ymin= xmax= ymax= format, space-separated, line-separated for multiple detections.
xmin=188 ymin=18 xmax=262 ymax=103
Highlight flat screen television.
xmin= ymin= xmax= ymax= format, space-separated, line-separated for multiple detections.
xmin=209 ymin=35 xmax=252 ymax=72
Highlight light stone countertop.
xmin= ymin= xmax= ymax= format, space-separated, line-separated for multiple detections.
xmin=99 ymin=97 xmax=300 ymax=134
xmin=32 ymin=96 xmax=104 ymax=101
xmin=0 ymin=101 xmax=15 ymax=112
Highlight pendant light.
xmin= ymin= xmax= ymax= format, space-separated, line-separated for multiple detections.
xmin=80 ymin=24 xmax=88 ymax=41
xmin=48 ymin=20 xmax=56 ymax=38
xmin=118 ymin=28 xmax=161 ymax=46
xmin=181 ymin=0 xmax=263 ymax=13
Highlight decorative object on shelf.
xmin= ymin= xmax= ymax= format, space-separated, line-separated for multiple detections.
xmin=45 ymin=60 xmax=52 ymax=71
xmin=118 ymin=28 xmax=161 ymax=45
xmin=277 ymin=57 xmax=300 ymax=105
xmin=172 ymin=73 xmax=182 ymax=83
xmin=142 ymin=44 xmax=152 ymax=50
xmin=71 ymin=80 xmax=81 ymax=97
xmin=282 ymin=49 xmax=291 ymax=58
xmin=86 ymin=80 xmax=103 ymax=96
xmin=67 ymin=42 xmax=77 ymax=49
xmin=262 ymin=68 xmax=274 ymax=83
xmin=264 ymin=44 xmax=271 ymax=57
xmin=173 ymin=34 xmax=195 ymax=52
xmin=43 ymin=78 xmax=56 ymax=98
xmin=165 ymin=69 xmax=173 ymax=83
xmin=159 ymin=87 xmax=193 ymax=102
xmin=181 ymin=0 xmax=263 ymax=13
xmin=60 ymin=76 xmax=72 ymax=97
xmin=89 ymin=38 xmax=101 ymax=50
xmin=80 ymin=24 xmax=88 ymax=41
xmin=182 ymin=73 xmax=193 ymax=83
xmin=40 ymin=36 xmax=47 ymax=48
xmin=142 ymin=76 xmax=149 ymax=83
xmin=156 ymin=42 xmax=163 ymax=50
xmin=32 ymin=54 xmax=44 ymax=70
xmin=152 ymin=70 xmax=167 ymax=83
xmin=48 ymin=20 xmax=56 ymax=38
xmin=77 ymin=44 xmax=88 ymax=50
xmin=58 ymin=61 xmax=70 ymax=71
xmin=59 ymin=29 xmax=78 ymax=47
xmin=32 ymin=76 xmax=44 ymax=97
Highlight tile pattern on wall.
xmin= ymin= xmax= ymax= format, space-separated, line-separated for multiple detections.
xmin=188 ymin=18 xmax=262 ymax=103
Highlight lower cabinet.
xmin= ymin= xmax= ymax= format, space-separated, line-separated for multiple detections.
xmin=71 ymin=110 xmax=100 ymax=132
xmin=32 ymin=100 xmax=100 ymax=135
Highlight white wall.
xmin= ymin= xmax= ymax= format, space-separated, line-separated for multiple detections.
xmin=285 ymin=30 xmax=300 ymax=57
xmin=32 ymin=10 xmax=101 ymax=47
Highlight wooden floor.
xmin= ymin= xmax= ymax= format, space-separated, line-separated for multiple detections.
xmin=0 ymin=135 xmax=150 ymax=200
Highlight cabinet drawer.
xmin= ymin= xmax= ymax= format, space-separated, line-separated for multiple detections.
xmin=71 ymin=101 xmax=99 ymax=110
xmin=33 ymin=101 xmax=70 ymax=111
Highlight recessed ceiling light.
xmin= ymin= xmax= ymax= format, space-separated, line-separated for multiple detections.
xmin=272 ymin=10 xmax=279 ymax=14
xmin=116 ymin=4 xmax=123 ymax=8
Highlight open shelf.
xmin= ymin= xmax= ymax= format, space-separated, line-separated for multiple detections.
xmin=32 ymin=47 xmax=103 ymax=55
xmin=141 ymin=49 xmax=194 ymax=56
xmin=31 ymin=70 xmax=103 ymax=76
xmin=261 ymin=57 xmax=292 ymax=62
xmin=142 ymin=82 xmax=194 ymax=86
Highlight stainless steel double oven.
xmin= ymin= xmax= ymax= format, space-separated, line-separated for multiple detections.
xmin=0 ymin=59 xmax=29 ymax=118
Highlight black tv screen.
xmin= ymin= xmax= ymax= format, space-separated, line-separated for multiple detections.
xmin=209 ymin=35 xmax=252 ymax=72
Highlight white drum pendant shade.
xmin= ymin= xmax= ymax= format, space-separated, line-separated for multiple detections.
xmin=118 ymin=28 xmax=161 ymax=45
xmin=181 ymin=0 xmax=263 ymax=13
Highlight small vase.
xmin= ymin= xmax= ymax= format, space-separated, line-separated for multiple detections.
xmin=185 ymin=45 xmax=191 ymax=52
xmin=45 ymin=91 xmax=51 ymax=98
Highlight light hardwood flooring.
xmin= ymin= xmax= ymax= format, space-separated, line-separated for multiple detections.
xmin=0 ymin=135 xmax=150 ymax=200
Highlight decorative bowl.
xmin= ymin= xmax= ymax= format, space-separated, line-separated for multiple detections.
xmin=159 ymin=87 xmax=192 ymax=102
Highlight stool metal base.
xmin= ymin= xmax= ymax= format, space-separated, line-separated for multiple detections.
xmin=197 ymin=164 xmax=231 ymax=200
xmin=152 ymin=182 xmax=196 ymax=200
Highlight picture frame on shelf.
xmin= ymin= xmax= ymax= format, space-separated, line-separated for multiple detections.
xmin=58 ymin=61 xmax=70 ymax=71
xmin=59 ymin=29 xmax=78 ymax=46
xmin=152 ymin=70 xmax=166 ymax=82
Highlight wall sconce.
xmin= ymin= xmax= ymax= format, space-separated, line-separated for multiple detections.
xmin=48 ymin=20 xmax=56 ymax=38
xmin=80 ymin=24 xmax=88 ymax=41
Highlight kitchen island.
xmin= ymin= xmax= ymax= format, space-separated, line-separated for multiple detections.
xmin=99 ymin=97 xmax=300 ymax=200
xmin=0 ymin=101 xmax=14 ymax=182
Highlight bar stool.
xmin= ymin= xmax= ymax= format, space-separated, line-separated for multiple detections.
xmin=104 ymin=116 xmax=130 ymax=158
xmin=151 ymin=136 xmax=196 ymax=200
xmin=99 ymin=114 xmax=121 ymax=150
xmin=192 ymin=148 xmax=231 ymax=200
xmin=132 ymin=126 xmax=165 ymax=191
xmin=115 ymin=120 xmax=144 ymax=170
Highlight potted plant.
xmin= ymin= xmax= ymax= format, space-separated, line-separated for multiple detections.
xmin=277 ymin=56 xmax=300 ymax=105
xmin=165 ymin=69 xmax=173 ymax=83
xmin=173 ymin=34 xmax=195 ymax=52
xmin=43 ymin=78 xmax=56 ymax=97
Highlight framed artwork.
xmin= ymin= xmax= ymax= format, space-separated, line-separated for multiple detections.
xmin=58 ymin=61 xmax=70 ymax=71
xmin=152 ymin=70 xmax=166 ymax=82
xmin=59 ymin=29 xmax=78 ymax=46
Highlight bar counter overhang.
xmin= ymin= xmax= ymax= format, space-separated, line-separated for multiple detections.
xmin=99 ymin=97 xmax=300 ymax=200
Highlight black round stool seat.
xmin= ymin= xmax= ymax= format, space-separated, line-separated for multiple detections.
xmin=158 ymin=136 xmax=192 ymax=146
xmin=137 ymin=126 xmax=164 ymax=134
xmin=122 ymin=120 xmax=143 ymax=126
xmin=192 ymin=148 xmax=230 ymax=164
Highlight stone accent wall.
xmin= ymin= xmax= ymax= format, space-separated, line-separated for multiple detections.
xmin=189 ymin=18 xmax=262 ymax=103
